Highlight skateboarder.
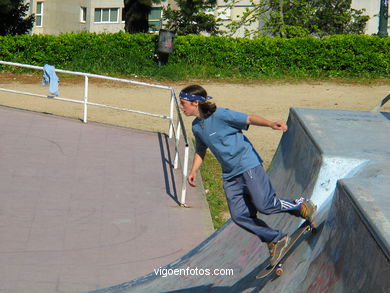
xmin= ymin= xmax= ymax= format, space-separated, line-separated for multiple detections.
xmin=179 ymin=85 xmax=317 ymax=266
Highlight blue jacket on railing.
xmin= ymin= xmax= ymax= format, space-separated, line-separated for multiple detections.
xmin=42 ymin=64 xmax=59 ymax=96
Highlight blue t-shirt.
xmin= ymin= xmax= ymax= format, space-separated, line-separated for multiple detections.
xmin=192 ymin=107 xmax=263 ymax=180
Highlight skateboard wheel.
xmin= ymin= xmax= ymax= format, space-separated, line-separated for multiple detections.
xmin=275 ymin=267 xmax=283 ymax=276
xmin=309 ymin=223 xmax=317 ymax=233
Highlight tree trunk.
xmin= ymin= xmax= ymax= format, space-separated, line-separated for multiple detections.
xmin=279 ymin=0 xmax=285 ymax=37
xmin=123 ymin=0 xmax=151 ymax=34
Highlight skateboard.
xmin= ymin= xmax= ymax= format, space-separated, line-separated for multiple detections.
xmin=256 ymin=221 xmax=316 ymax=279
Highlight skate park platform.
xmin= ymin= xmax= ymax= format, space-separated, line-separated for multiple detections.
xmin=90 ymin=108 xmax=390 ymax=293
xmin=0 ymin=105 xmax=214 ymax=293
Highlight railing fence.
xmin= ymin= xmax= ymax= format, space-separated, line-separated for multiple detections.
xmin=0 ymin=60 xmax=190 ymax=206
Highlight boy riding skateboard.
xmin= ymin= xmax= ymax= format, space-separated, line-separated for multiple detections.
xmin=179 ymin=85 xmax=317 ymax=267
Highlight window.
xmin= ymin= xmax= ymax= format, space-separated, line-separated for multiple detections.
xmin=94 ymin=8 xmax=119 ymax=23
xmin=36 ymin=1 xmax=44 ymax=27
xmin=217 ymin=7 xmax=231 ymax=20
xmin=148 ymin=8 xmax=162 ymax=32
xmin=204 ymin=8 xmax=214 ymax=16
xmin=80 ymin=7 xmax=87 ymax=22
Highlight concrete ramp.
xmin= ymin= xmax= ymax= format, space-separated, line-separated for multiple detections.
xmin=91 ymin=108 xmax=390 ymax=293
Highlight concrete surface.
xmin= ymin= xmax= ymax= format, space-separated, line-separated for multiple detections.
xmin=90 ymin=108 xmax=390 ymax=293
xmin=0 ymin=106 xmax=214 ymax=293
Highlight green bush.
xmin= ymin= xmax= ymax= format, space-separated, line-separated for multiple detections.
xmin=0 ymin=32 xmax=157 ymax=75
xmin=170 ymin=34 xmax=390 ymax=78
xmin=0 ymin=32 xmax=389 ymax=80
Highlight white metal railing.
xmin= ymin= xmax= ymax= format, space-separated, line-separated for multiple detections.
xmin=0 ymin=60 xmax=190 ymax=207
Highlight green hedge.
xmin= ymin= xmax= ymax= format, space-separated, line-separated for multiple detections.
xmin=0 ymin=32 xmax=389 ymax=79
xmin=0 ymin=32 xmax=157 ymax=75
xmin=171 ymin=34 xmax=390 ymax=78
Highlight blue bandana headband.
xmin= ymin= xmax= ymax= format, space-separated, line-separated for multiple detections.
xmin=179 ymin=91 xmax=213 ymax=102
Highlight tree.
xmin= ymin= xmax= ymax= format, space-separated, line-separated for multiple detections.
xmin=0 ymin=0 xmax=34 ymax=35
xmin=162 ymin=0 xmax=219 ymax=35
xmin=226 ymin=0 xmax=369 ymax=38
xmin=310 ymin=0 xmax=369 ymax=35
xmin=123 ymin=0 xmax=161 ymax=33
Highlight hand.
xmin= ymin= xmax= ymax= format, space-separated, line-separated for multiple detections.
xmin=188 ymin=171 xmax=197 ymax=187
xmin=271 ymin=121 xmax=288 ymax=132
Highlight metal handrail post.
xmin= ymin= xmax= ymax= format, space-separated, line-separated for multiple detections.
xmin=83 ymin=75 xmax=88 ymax=123
xmin=174 ymin=122 xmax=181 ymax=169
xmin=168 ymin=89 xmax=175 ymax=139
xmin=180 ymin=144 xmax=190 ymax=207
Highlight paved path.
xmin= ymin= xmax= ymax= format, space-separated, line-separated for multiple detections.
xmin=0 ymin=106 xmax=214 ymax=293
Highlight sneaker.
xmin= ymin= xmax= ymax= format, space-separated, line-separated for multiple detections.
xmin=268 ymin=235 xmax=290 ymax=266
xmin=300 ymin=200 xmax=317 ymax=222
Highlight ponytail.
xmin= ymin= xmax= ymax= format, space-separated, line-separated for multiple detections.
xmin=199 ymin=101 xmax=217 ymax=118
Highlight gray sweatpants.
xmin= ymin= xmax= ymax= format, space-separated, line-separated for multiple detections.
xmin=223 ymin=164 xmax=303 ymax=243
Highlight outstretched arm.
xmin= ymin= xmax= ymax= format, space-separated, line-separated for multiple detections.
xmin=247 ymin=114 xmax=288 ymax=132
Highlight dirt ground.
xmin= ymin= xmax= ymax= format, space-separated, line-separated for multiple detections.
xmin=0 ymin=73 xmax=389 ymax=168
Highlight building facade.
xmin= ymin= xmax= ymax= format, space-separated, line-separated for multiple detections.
xmin=352 ymin=0 xmax=388 ymax=35
xmin=27 ymin=0 xmax=127 ymax=34
xmin=25 ymin=0 xmax=389 ymax=36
